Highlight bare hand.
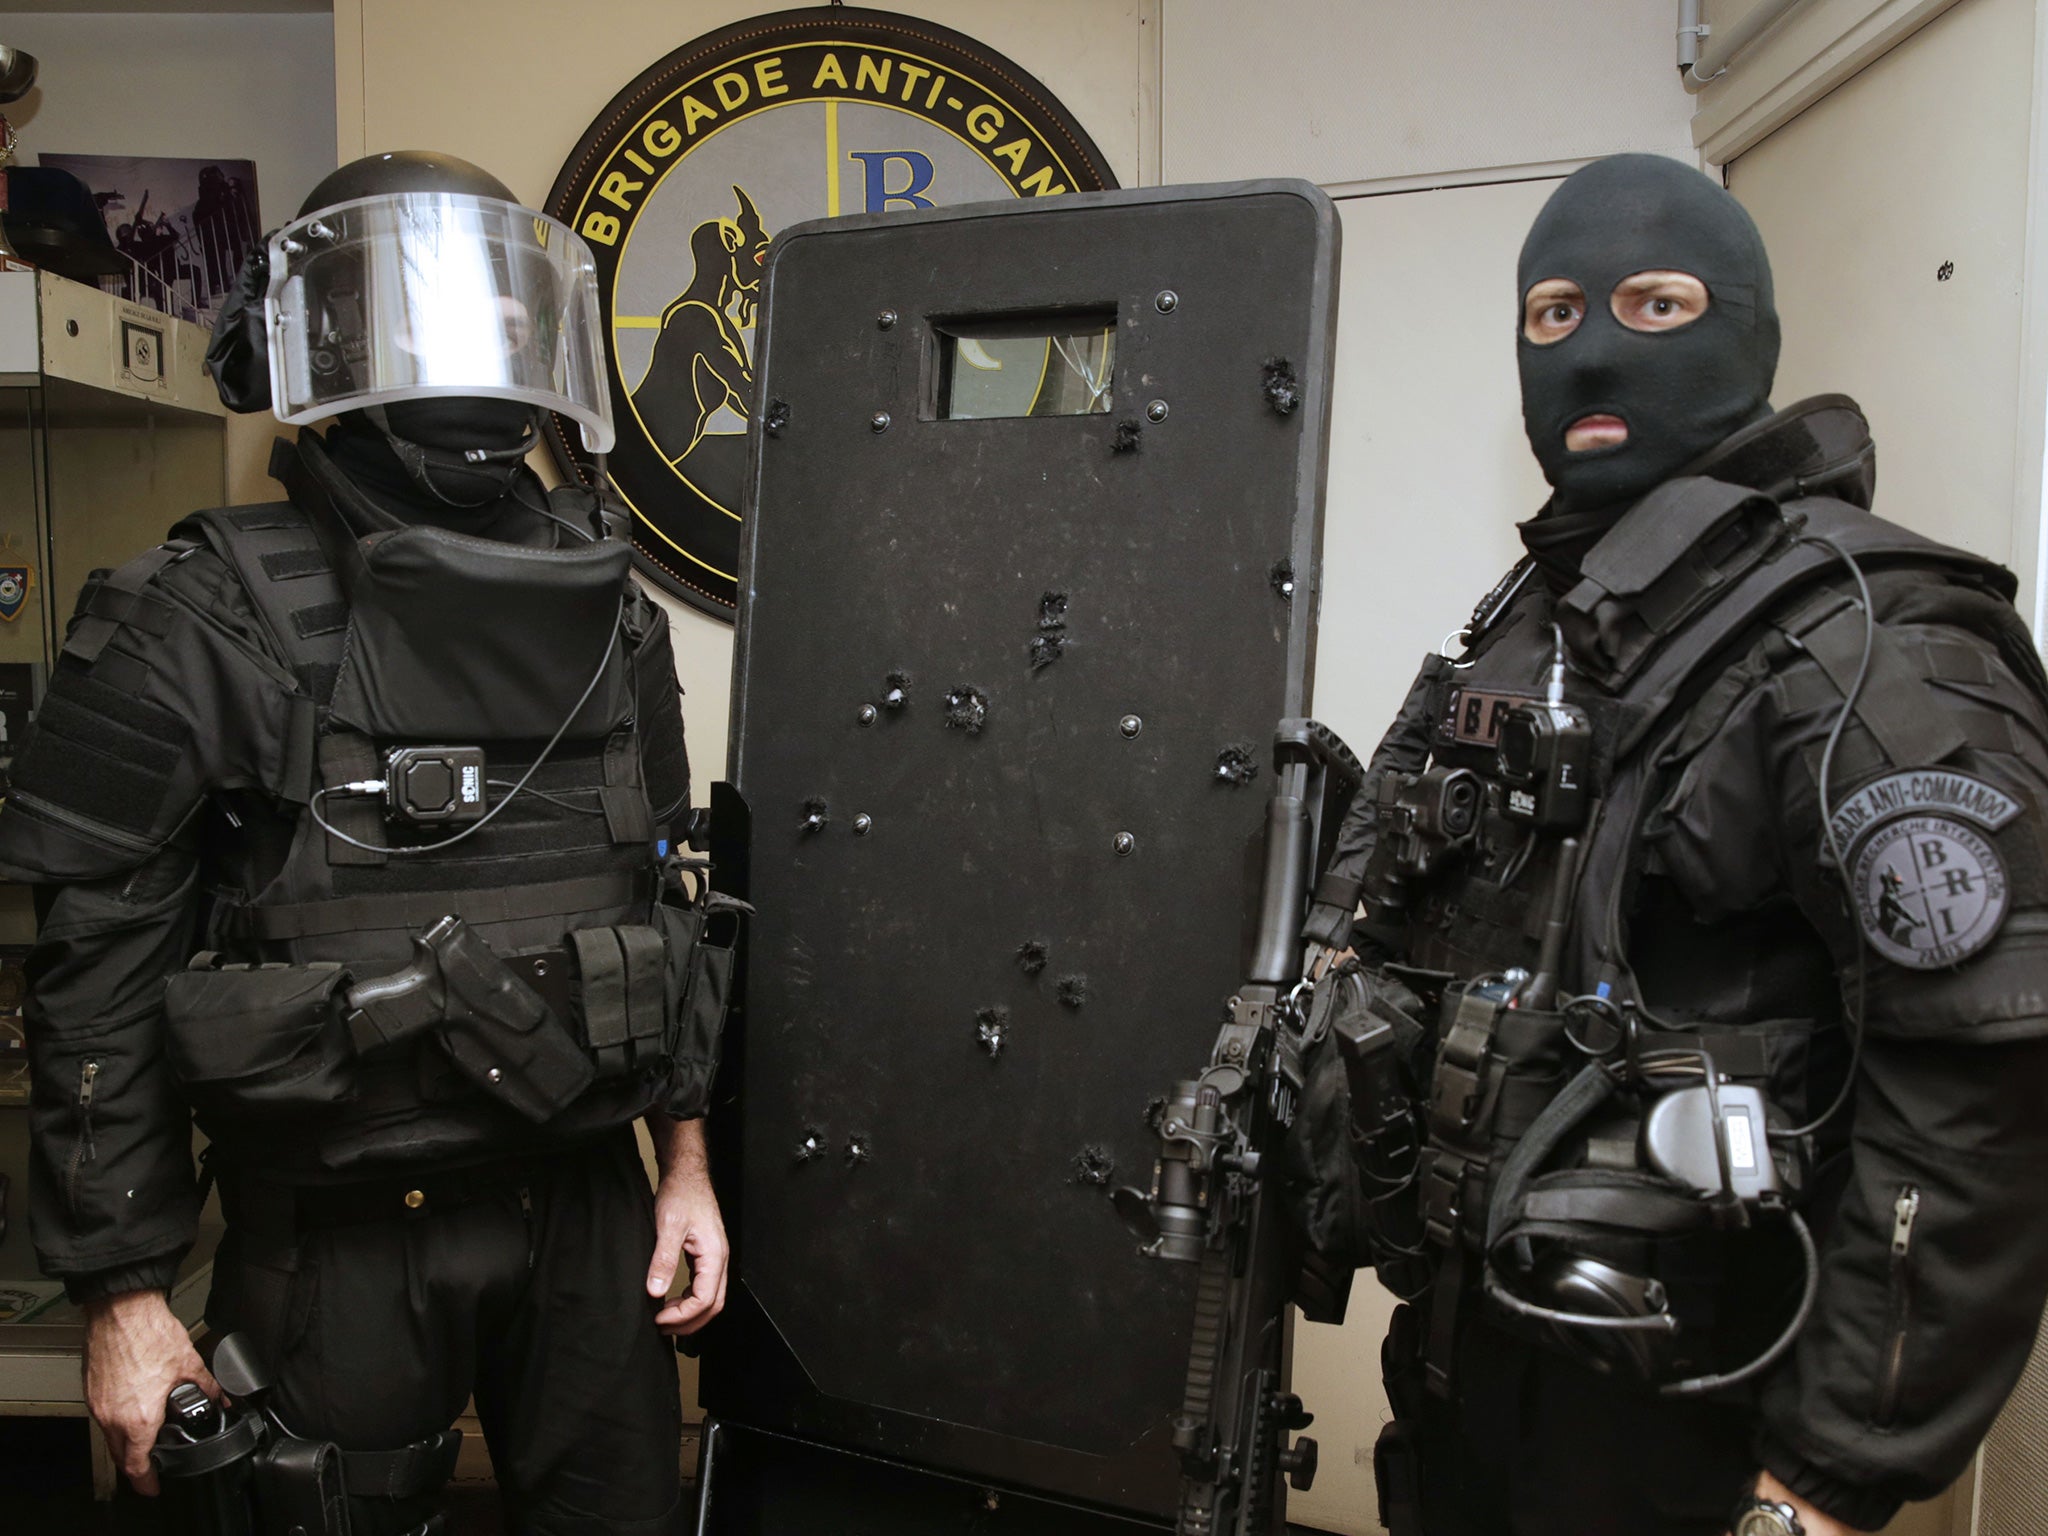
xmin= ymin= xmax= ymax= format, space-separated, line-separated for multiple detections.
xmin=82 ymin=1288 xmax=218 ymax=1496
xmin=1731 ymin=1471 xmax=1869 ymax=1536
xmin=645 ymin=1117 xmax=729 ymax=1336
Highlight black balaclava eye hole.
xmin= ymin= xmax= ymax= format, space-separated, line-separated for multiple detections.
xmin=1516 ymin=154 xmax=1780 ymax=522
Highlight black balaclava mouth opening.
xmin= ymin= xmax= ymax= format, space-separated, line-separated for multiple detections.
xmin=1516 ymin=154 xmax=1780 ymax=582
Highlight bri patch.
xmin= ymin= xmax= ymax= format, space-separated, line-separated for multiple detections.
xmin=1440 ymin=687 xmax=1537 ymax=749
xmin=1841 ymin=769 xmax=2020 ymax=970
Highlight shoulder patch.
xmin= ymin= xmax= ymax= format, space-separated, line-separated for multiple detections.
xmin=1852 ymin=812 xmax=2009 ymax=969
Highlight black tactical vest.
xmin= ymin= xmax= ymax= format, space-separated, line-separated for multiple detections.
xmin=122 ymin=441 xmax=730 ymax=1180
xmin=1383 ymin=416 xmax=2047 ymax=1390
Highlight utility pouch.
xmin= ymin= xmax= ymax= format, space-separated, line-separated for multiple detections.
xmin=1279 ymin=966 xmax=1430 ymax=1275
xmin=163 ymin=959 xmax=357 ymax=1118
xmin=656 ymin=892 xmax=746 ymax=1119
xmin=566 ymin=923 xmax=668 ymax=1081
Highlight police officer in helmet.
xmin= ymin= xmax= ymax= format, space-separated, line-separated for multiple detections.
xmin=4 ymin=151 xmax=729 ymax=1533
xmin=1310 ymin=155 xmax=2048 ymax=1534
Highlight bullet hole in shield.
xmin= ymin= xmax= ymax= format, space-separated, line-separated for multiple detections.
xmin=763 ymin=398 xmax=791 ymax=437
xmin=1215 ymin=743 xmax=1259 ymax=787
xmin=1262 ymin=356 xmax=1302 ymax=416
xmin=1073 ymin=1144 xmax=1116 ymax=1185
xmin=883 ymin=671 xmax=910 ymax=711
xmin=945 ymin=685 xmax=990 ymax=735
xmin=1143 ymin=1096 xmax=1168 ymax=1132
xmin=1112 ymin=419 xmax=1143 ymax=453
xmin=1269 ymin=559 xmax=1296 ymax=602
xmin=800 ymin=797 xmax=829 ymax=834
xmin=795 ymin=1128 xmax=828 ymax=1163
xmin=976 ymin=1006 xmax=1009 ymax=1057
xmin=1016 ymin=939 xmax=1049 ymax=976
xmin=1030 ymin=591 xmax=1070 ymax=670
xmin=1937 ymin=260 xmax=1955 ymax=282
xmin=846 ymin=1135 xmax=872 ymax=1166
xmin=1057 ymin=974 xmax=1089 ymax=1010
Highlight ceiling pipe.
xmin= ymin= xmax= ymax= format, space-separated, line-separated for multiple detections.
xmin=1678 ymin=0 xmax=1813 ymax=92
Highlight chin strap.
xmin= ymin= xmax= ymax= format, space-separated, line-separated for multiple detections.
xmin=365 ymin=405 xmax=541 ymax=508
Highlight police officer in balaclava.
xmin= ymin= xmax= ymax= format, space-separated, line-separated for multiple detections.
xmin=1 ymin=152 xmax=731 ymax=1534
xmin=1307 ymin=154 xmax=2048 ymax=1535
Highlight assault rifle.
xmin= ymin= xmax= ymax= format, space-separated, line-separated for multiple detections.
xmin=1116 ymin=718 xmax=1366 ymax=1536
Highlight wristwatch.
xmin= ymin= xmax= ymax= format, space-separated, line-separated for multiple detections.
xmin=1732 ymin=1495 xmax=1807 ymax=1536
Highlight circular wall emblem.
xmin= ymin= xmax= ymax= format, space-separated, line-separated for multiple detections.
xmin=1851 ymin=814 xmax=2010 ymax=970
xmin=545 ymin=6 xmax=1118 ymax=618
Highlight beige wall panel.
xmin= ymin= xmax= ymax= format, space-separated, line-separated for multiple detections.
xmin=1694 ymin=0 xmax=1965 ymax=162
xmin=1729 ymin=0 xmax=2037 ymax=608
xmin=339 ymin=0 xmax=1152 ymax=806
xmin=1290 ymin=176 xmax=1558 ymax=1536
xmin=1162 ymin=0 xmax=1695 ymax=190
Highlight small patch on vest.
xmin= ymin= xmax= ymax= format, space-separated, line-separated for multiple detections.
xmin=1827 ymin=769 xmax=2021 ymax=851
xmin=1852 ymin=814 xmax=2009 ymax=970
xmin=1440 ymin=687 xmax=1536 ymax=748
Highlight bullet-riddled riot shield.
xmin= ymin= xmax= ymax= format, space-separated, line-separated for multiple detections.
xmin=701 ymin=181 xmax=1340 ymax=1532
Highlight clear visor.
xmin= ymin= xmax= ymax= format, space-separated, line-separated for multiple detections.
xmin=265 ymin=191 xmax=614 ymax=452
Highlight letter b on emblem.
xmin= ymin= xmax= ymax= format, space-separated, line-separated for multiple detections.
xmin=851 ymin=151 xmax=936 ymax=212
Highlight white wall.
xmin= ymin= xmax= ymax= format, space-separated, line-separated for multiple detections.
xmin=1 ymin=9 xmax=339 ymax=500
xmin=1162 ymin=0 xmax=1697 ymax=191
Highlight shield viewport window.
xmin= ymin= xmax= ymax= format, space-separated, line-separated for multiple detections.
xmin=935 ymin=311 xmax=1116 ymax=420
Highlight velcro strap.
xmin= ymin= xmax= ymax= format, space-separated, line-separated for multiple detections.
xmin=237 ymin=871 xmax=647 ymax=942
xmin=1789 ymin=600 xmax=1968 ymax=767
xmin=62 ymin=544 xmax=188 ymax=664
xmin=88 ymin=648 xmax=153 ymax=697
xmin=618 ymin=925 xmax=665 ymax=1043
xmin=1513 ymin=1177 xmax=1715 ymax=1236
xmin=292 ymin=601 xmax=350 ymax=640
xmin=571 ymin=928 xmax=631 ymax=1051
xmin=1313 ymin=870 xmax=1363 ymax=912
xmin=341 ymin=1430 xmax=463 ymax=1500
xmin=259 ymin=545 xmax=330 ymax=581
xmin=230 ymin=504 xmax=304 ymax=532
xmin=318 ymin=731 xmax=385 ymax=868
xmin=600 ymin=730 xmax=652 ymax=845
xmin=81 ymin=581 xmax=176 ymax=638
xmin=278 ymin=696 xmax=319 ymax=805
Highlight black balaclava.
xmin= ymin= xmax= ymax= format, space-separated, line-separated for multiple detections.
xmin=322 ymin=400 xmax=544 ymax=532
xmin=1516 ymin=154 xmax=1779 ymax=582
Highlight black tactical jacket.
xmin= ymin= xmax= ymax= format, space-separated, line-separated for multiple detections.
xmin=0 ymin=434 xmax=699 ymax=1305
xmin=1318 ymin=402 xmax=2048 ymax=1529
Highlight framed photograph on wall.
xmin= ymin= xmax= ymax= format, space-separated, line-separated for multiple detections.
xmin=38 ymin=151 xmax=261 ymax=326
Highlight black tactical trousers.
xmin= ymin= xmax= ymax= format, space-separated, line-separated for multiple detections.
xmin=1379 ymin=1305 xmax=1752 ymax=1536
xmin=204 ymin=1129 xmax=686 ymax=1536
